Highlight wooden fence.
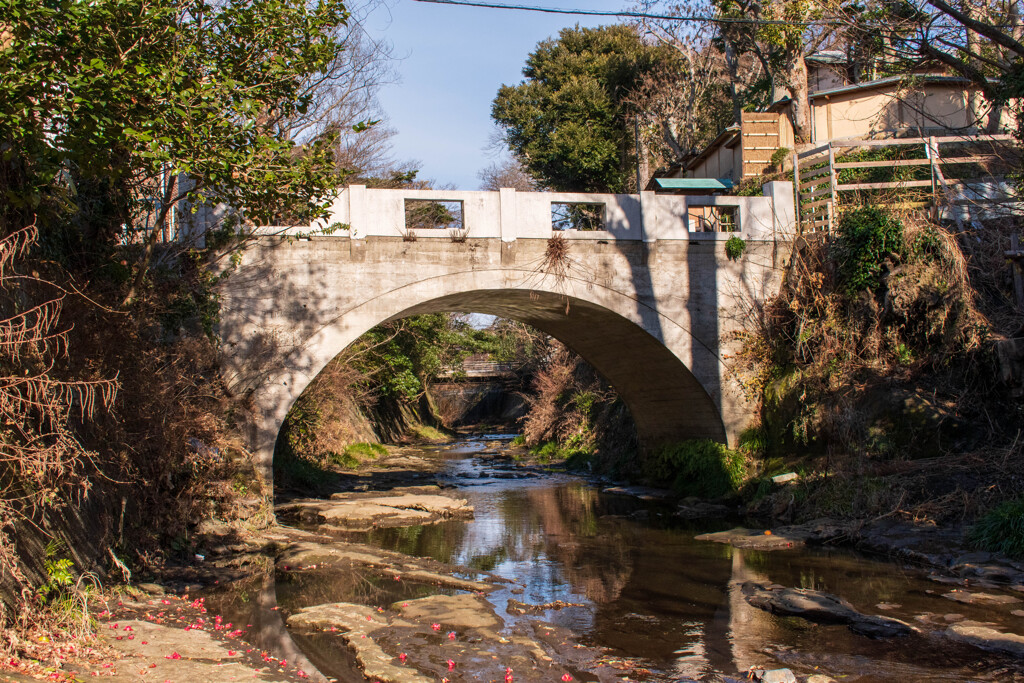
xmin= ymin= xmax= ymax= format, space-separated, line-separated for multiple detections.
xmin=792 ymin=134 xmax=1019 ymax=233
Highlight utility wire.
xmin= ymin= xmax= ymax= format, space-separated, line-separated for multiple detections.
xmin=410 ymin=0 xmax=838 ymax=26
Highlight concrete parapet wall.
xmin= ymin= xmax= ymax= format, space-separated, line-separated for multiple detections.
xmin=270 ymin=184 xmax=796 ymax=244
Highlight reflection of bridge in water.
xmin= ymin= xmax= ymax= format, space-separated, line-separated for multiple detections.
xmin=214 ymin=184 xmax=796 ymax=481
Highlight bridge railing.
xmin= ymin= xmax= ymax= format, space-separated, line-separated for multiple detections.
xmin=252 ymin=182 xmax=795 ymax=242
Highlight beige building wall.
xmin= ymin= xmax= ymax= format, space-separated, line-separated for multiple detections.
xmin=810 ymin=82 xmax=1002 ymax=142
xmin=685 ymin=79 xmax=1014 ymax=181
xmin=808 ymin=64 xmax=847 ymax=94
xmin=688 ymin=139 xmax=741 ymax=181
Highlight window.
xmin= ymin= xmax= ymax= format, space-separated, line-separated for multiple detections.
xmin=404 ymin=199 xmax=464 ymax=231
xmin=551 ymin=202 xmax=604 ymax=231
xmin=687 ymin=205 xmax=738 ymax=232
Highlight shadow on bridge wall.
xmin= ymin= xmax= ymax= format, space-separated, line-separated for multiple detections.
xmin=605 ymin=194 xmax=722 ymax=461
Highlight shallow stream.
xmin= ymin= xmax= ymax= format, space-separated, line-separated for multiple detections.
xmin=205 ymin=436 xmax=1024 ymax=682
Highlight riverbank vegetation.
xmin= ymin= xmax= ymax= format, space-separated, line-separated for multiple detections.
xmin=490 ymin=4 xmax=1024 ymax=542
xmin=734 ymin=204 xmax=1024 ymax=525
xmin=0 ymin=0 xmax=416 ymax=653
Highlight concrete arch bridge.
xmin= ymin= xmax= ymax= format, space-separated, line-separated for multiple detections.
xmin=216 ymin=183 xmax=796 ymax=480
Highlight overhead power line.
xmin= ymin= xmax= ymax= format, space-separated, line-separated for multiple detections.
xmin=409 ymin=0 xmax=836 ymax=26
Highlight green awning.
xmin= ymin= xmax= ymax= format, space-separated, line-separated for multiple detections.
xmin=653 ymin=178 xmax=734 ymax=191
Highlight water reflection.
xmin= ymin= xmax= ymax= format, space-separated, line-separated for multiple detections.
xmin=197 ymin=440 xmax=1024 ymax=682
xmin=346 ymin=443 xmax=1024 ymax=681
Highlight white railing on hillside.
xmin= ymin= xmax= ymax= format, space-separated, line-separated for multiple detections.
xmin=793 ymin=133 xmax=1020 ymax=233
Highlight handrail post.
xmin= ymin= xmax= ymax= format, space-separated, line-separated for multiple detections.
xmin=792 ymin=149 xmax=802 ymax=234
xmin=928 ymin=136 xmax=938 ymax=221
xmin=827 ymin=142 xmax=837 ymax=234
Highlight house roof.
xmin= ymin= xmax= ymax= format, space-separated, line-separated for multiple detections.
xmin=809 ymin=74 xmax=974 ymax=100
xmin=652 ymin=178 xmax=734 ymax=193
xmin=806 ymin=50 xmax=847 ymax=65
xmin=683 ymin=124 xmax=740 ymax=172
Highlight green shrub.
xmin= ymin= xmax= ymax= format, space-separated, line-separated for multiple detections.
xmin=725 ymin=235 xmax=747 ymax=261
xmin=833 ymin=206 xmax=906 ymax=294
xmin=343 ymin=442 xmax=387 ymax=459
xmin=529 ymin=438 xmax=592 ymax=465
xmin=770 ymin=146 xmax=790 ymax=169
xmin=534 ymin=441 xmax=559 ymax=464
xmin=37 ymin=540 xmax=74 ymax=605
xmin=738 ymin=427 xmax=767 ymax=455
xmin=330 ymin=452 xmax=361 ymax=469
xmin=510 ymin=435 xmax=526 ymax=446
xmin=644 ymin=439 xmax=746 ymax=498
xmin=969 ymin=497 xmax=1024 ymax=559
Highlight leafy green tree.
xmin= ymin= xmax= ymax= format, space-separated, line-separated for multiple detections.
xmin=351 ymin=315 xmax=498 ymax=400
xmin=712 ymin=0 xmax=830 ymax=142
xmin=0 ymin=0 xmax=351 ymax=300
xmin=492 ymin=25 xmax=676 ymax=192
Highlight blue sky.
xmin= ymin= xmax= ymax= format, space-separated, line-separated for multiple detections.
xmin=362 ymin=0 xmax=629 ymax=190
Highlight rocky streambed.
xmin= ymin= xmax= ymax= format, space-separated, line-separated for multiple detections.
xmin=81 ymin=436 xmax=1024 ymax=683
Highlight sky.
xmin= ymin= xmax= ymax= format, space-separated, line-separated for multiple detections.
xmin=360 ymin=0 xmax=631 ymax=190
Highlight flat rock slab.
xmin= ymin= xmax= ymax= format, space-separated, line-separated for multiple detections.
xmin=94 ymin=618 xmax=315 ymax=681
xmin=287 ymin=603 xmax=432 ymax=683
xmin=506 ymin=599 xmax=585 ymax=615
xmin=743 ymin=583 xmax=913 ymax=638
xmin=356 ymin=493 xmax=472 ymax=514
xmin=392 ymin=594 xmax=503 ymax=632
xmin=278 ymin=493 xmax=472 ymax=531
xmin=696 ymin=528 xmax=806 ymax=550
xmin=945 ymin=622 xmax=1024 ymax=657
xmin=943 ymin=590 xmax=1022 ymax=605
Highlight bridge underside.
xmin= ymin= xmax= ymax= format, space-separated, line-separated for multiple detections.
xmin=395 ymin=289 xmax=726 ymax=447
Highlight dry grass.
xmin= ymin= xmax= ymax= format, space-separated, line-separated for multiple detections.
xmin=0 ymin=230 xmax=272 ymax=650
xmin=736 ymin=207 xmax=1016 ymax=467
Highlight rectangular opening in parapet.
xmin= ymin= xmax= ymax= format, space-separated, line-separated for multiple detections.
xmin=551 ymin=202 xmax=604 ymax=231
xmin=687 ymin=205 xmax=738 ymax=232
xmin=404 ymin=199 xmax=464 ymax=232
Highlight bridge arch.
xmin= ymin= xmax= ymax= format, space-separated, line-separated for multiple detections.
xmin=235 ymin=266 xmax=733 ymax=482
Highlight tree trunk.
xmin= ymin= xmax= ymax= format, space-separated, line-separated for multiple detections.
xmin=785 ymin=52 xmax=812 ymax=143
xmin=722 ymin=39 xmax=743 ymax=125
xmin=986 ymin=102 xmax=1006 ymax=132
xmin=962 ymin=0 xmax=983 ymax=127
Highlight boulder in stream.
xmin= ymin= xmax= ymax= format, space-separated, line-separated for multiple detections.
xmin=942 ymin=589 xmax=1021 ymax=605
xmin=742 ymin=582 xmax=914 ymax=638
xmin=749 ymin=669 xmax=798 ymax=683
xmin=944 ymin=622 xmax=1024 ymax=657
